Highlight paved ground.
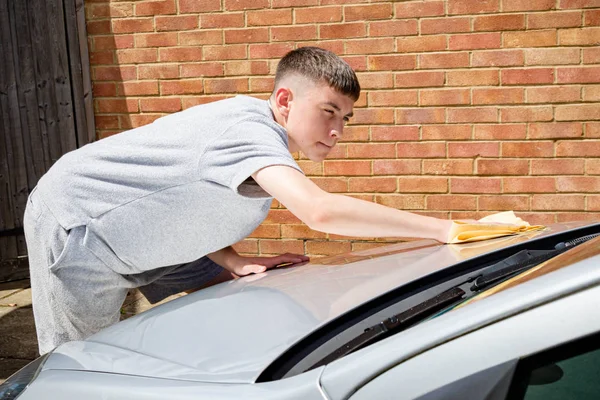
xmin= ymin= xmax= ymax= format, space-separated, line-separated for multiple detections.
xmin=0 ymin=279 xmax=184 ymax=385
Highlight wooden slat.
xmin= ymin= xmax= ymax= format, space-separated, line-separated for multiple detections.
xmin=75 ymin=0 xmax=96 ymax=144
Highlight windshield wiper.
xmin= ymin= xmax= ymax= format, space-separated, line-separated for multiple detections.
xmin=310 ymin=287 xmax=465 ymax=369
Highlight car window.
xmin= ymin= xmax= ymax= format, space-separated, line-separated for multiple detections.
xmin=507 ymin=332 xmax=600 ymax=400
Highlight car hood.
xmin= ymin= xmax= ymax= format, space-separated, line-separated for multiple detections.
xmin=42 ymin=221 xmax=595 ymax=384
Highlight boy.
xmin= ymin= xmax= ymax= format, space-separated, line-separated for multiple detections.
xmin=24 ymin=47 xmax=453 ymax=355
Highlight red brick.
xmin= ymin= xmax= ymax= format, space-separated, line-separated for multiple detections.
xmin=271 ymin=26 xmax=317 ymax=42
xmin=474 ymin=124 xmax=527 ymax=139
xmin=86 ymin=20 xmax=111 ymax=35
xmin=139 ymin=64 xmax=178 ymax=79
xmin=160 ymin=80 xmax=203 ymax=95
xmin=395 ymin=1 xmax=444 ymax=18
xmin=419 ymin=52 xmax=469 ymax=69
xmin=448 ymin=142 xmax=499 ymax=157
xmin=473 ymin=88 xmax=524 ymax=105
xmin=420 ymin=17 xmax=469 ymax=34
xmin=260 ymin=240 xmax=304 ymax=255
xmin=473 ymin=14 xmax=526 ymax=31
xmin=501 ymin=106 xmax=553 ymax=122
xmin=345 ymin=3 xmax=392 ymax=21
xmin=586 ymin=122 xmax=600 ymax=137
xmin=115 ymin=48 xmax=157 ymax=64
xmin=447 ymin=107 xmax=498 ymax=123
xmin=396 ymin=142 xmax=446 ymax=158
xmin=347 ymin=38 xmax=395 ymax=55
xmin=428 ymin=195 xmax=477 ymax=210
xmin=532 ymin=159 xmax=585 ymax=175
xmin=200 ymin=13 xmax=244 ymax=28
xmin=423 ymin=159 xmax=474 ymax=175
xmin=179 ymin=30 xmax=223 ymax=46
xmin=530 ymin=122 xmax=583 ymax=139
xmin=525 ymin=48 xmax=580 ymax=66
xmin=395 ymin=71 xmax=444 ymax=87
xmin=94 ymin=115 xmax=120 ymax=130
xmin=479 ymin=195 xmax=529 ymax=210
xmin=367 ymin=55 xmax=416 ymax=71
xmin=249 ymin=43 xmax=294 ymax=59
xmin=532 ymin=195 xmax=585 ymax=211
xmin=88 ymin=3 xmax=133 ymax=19
xmin=281 ymin=225 xmax=325 ymax=239
xmin=559 ymin=27 xmax=600 ymax=45
xmin=340 ymin=126 xmax=369 ymax=142
xmin=159 ymin=47 xmax=203 ymax=62
xmin=295 ymin=6 xmax=341 ymax=23
xmin=450 ymin=32 xmax=502 ymax=50
xmin=423 ymin=125 xmax=471 ymax=140
xmin=586 ymin=159 xmax=600 ymax=174
xmin=342 ymin=56 xmax=368 ymax=72
xmin=310 ymin=178 xmax=347 ymax=193
xmin=502 ymin=141 xmax=554 ymax=157
xmin=97 ymin=98 xmax=139 ymax=113
xmin=249 ymin=77 xmax=274 ymax=92
xmin=371 ymin=126 xmax=420 ymax=141
xmin=368 ymin=90 xmax=417 ymax=106
xmin=135 ymin=0 xmax=176 ymax=16
xmin=420 ymin=89 xmax=470 ymax=106
xmin=397 ymin=177 xmax=447 ymax=193
xmin=225 ymin=0 xmax=269 ymax=11
xmin=225 ymin=28 xmax=269 ymax=44
xmin=396 ymin=108 xmax=445 ymax=124
xmin=585 ymin=9 xmax=600 ymax=26
xmin=297 ymin=41 xmax=344 ymax=54
xmin=557 ymin=67 xmax=600 ymax=84
xmin=247 ymin=9 xmax=292 ymax=26
xmin=560 ymin=0 xmax=600 ymax=9
xmin=504 ymin=30 xmax=557 ymax=47
xmin=501 ymin=68 xmax=554 ymax=85
xmin=248 ymin=224 xmax=281 ymax=239
xmin=584 ymin=86 xmax=600 ymax=101
xmin=224 ymin=61 xmax=269 ymax=76
xmin=324 ymin=160 xmax=371 ymax=176
xmin=264 ymin=209 xmax=302 ymax=224
xmin=376 ymin=195 xmax=425 ymax=210
xmin=349 ymin=177 xmax=397 ymax=193
xmin=557 ymin=177 xmax=600 ymax=192
xmin=584 ymin=48 xmax=600 ymax=63
xmin=448 ymin=0 xmax=499 ymax=15
xmin=527 ymin=86 xmax=581 ymax=103
xmin=556 ymin=212 xmax=600 ymax=222
xmin=94 ymin=66 xmax=137 ymax=81
xmin=179 ymin=0 xmax=221 ymax=13
xmin=555 ymin=104 xmax=600 ymax=121
xmin=556 ymin=140 xmax=600 ymax=156
xmin=117 ymin=81 xmax=158 ymax=96
xmin=204 ymin=45 xmax=247 ymax=60
xmin=204 ymin=78 xmax=248 ymax=94
xmin=89 ymin=51 xmax=114 ymax=65
xmin=306 ymin=241 xmax=352 ymax=256
xmin=320 ymin=22 xmax=366 ymax=39
xmin=451 ymin=178 xmax=501 ymax=194
xmin=528 ymin=11 xmax=582 ymax=28
xmin=112 ymin=18 xmax=154 ymax=34
xmin=373 ymin=160 xmax=421 ymax=175
xmin=503 ymin=0 xmax=556 ymax=11
xmin=140 ymin=98 xmax=181 ymax=112
xmin=472 ymin=50 xmax=524 ymax=67
xmin=477 ymin=159 xmax=529 ymax=175
xmin=134 ymin=32 xmax=177 ymax=47
xmin=370 ymin=20 xmax=418 ymax=37
xmin=123 ymin=114 xmax=163 ymax=129
xmin=182 ymin=96 xmax=228 ymax=109
xmin=94 ymin=35 xmax=134 ymax=50
xmin=347 ymin=143 xmax=395 ymax=159
xmin=351 ymin=108 xmax=395 ymax=125
xmin=232 ymin=239 xmax=257 ymax=255
xmin=396 ymin=35 xmax=446 ymax=53
xmin=447 ymin=70 xmax=499 ymax=86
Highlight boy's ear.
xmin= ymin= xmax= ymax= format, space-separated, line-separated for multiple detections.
xmin=274 ymin=87 xmax=292 ymax=118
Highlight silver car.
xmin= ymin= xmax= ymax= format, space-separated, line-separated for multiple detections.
xmin=3 ymin=220 xmax=600 ymax=400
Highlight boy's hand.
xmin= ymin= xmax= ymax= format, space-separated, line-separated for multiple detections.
xmin=228 ymin=253 xmax=310 ymax=276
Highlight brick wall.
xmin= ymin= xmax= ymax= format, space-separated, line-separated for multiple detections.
xmin=85 ymin=0 xmax=600 ymax=257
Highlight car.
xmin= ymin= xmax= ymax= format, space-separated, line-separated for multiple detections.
xmin=2 ymin=219 xmax=600 ymax=400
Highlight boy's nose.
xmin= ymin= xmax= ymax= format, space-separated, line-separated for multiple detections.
xmin=330 ymin=128 xmax=341 ymax=139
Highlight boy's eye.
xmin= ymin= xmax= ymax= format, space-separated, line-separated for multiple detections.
xmin=324 ymin=109 xmax=334 ymax=115
xmin=343 ymin=116 xmax=350 ymax=122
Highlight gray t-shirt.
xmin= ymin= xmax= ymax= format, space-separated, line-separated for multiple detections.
xmin=36 ymin=95 xmax=302 ymax=274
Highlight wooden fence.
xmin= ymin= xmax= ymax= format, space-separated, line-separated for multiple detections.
xmin=0 ymin=0 xmax=94 ymax=282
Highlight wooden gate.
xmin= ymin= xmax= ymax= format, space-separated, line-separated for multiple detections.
xmin=0 ymin=0 xmax=94 ymax=282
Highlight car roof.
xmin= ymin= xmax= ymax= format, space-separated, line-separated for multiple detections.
xmin=43 ymin=220 xmax=599 ymax=384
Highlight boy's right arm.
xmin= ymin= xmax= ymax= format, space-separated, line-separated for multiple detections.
xmin=252 ymin=165 xmax=453 ymax=243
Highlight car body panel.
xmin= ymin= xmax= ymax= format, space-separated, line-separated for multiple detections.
xmin=320 ymin=254 xmax=600 ymax=400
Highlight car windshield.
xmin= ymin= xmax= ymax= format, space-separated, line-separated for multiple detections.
xmin=258 ymin=226 xmax=600 ymax=382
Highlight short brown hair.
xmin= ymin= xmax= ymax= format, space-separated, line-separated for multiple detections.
xmin=274 ymin=47 xmax=361 ymax=101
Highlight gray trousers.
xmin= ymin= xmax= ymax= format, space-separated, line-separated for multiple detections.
xmin=23 ymin=189 xmax=223 ymax=355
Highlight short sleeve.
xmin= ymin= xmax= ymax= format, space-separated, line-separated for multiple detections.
xmin=200 ymin=119 xmax=304 ymax=198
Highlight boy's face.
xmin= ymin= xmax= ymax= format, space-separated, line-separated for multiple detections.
xmin=280 ymin=80 xmax=355 ymax=162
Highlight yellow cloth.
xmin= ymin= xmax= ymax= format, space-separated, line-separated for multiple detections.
xmin=447 ymin=211 xmax=545 ymax=244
